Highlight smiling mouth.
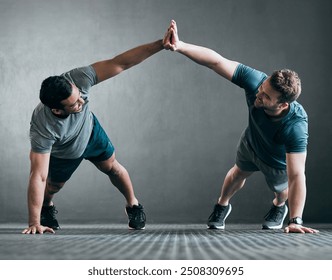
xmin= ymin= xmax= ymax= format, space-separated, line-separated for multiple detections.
xmin=72 ymin=106 xmax=83 ymax=114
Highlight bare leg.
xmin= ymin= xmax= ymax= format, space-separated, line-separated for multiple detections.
xmin=273 ymin=188 xmax=288 ymax=206
xmin=43 ymin=180 xmax=65 ymax=206
xmin=218 ymin=164 xmax=253 ymax=205
xmin=93 ymin=153 xmax=138 ymax=207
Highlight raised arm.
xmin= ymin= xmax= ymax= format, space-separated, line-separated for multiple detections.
xmin=91 ymin=40 xmax=164 ymax=83
xmin=163 ymin=20 xmax=239 ymax=81
xmin=22 ymin=151 xmax=55 ymax=234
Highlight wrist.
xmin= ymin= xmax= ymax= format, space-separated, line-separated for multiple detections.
xmin=156 ymin=39 xmax=164 ymax=50
xmin=175 ymin=41 xmax=185 ymax=53
xmin=28 ymin=223 xmax=40 ymax=227
xmin=288 ymin=216 xmax=303 ymax=225
xmin=29 ymin=218 xmax=41 ymax=227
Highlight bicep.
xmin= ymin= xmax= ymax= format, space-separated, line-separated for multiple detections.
xmin=91 ymin=59 xmax=124 ymax=83
xmin=211 ymin=57 xmax=239 ymax=81
xmin=183 ymin=44 xmax=239 ymax=81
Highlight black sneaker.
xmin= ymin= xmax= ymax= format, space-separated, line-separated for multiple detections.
xmin=41 ymin=205 xmax=60 ymax=230
xmin=125 ymin=204 xmax=146 ymax=230
xmin=207 ymin=204 xmax=232 ymax=229
xmin=262 ymin=204 xmax=288 ymax=229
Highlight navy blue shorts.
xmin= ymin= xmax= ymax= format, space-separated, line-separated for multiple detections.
xmin=48 ymin=114 xmax=115 ymax=183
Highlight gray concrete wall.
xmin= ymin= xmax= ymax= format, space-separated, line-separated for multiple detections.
xmin=0 ymin=0 xmax=331 ymax=224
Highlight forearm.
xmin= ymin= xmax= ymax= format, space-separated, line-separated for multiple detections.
xmin=27 ymin=175 xmax=47 ymax=226
xmin=113 ymin=39 xmax=164 ymax=70
xmin=175 ymin=41 xmax=238 ymax=80
xmin=176 ymin=41 xmax=220 ymax=66
xmin=92 ymin=39 xmax=164 ymax=82
xmin=287 ymin=174 xmax=306 ymax=219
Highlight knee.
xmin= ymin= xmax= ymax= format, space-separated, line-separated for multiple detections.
xmin=230 ymin=165 xmax=251 ymax=182
xmin=108 ymin=160 xmax=124 ymax=177
xmin=46 ymin=181 xmax=64 ymax=194
xmin=277 ymin=187 xmax=288 ymax=198
xmin=94 ymin=154 xmax=127 ymax=178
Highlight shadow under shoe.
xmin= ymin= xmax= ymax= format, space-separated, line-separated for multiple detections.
xmin=41 ymin=205 xmax=60 ymax=230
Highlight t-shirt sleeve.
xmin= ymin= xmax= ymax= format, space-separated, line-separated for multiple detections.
xmin=283 ymin=121 xmax=308 ymax=153
xmin=232 ymin=64 xmax=267 ymax=93
xmin=29 ymin=123 xmax=55 ymax=154
xmin=62 ymin=65 xmax=98 ymax=94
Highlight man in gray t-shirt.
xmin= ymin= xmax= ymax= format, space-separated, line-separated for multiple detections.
xmin=30 ymin=66 xmax=96 ymax=159
xmin=23 ymin=39 xmax=164 ymax=234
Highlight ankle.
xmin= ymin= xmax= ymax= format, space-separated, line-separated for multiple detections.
xmin=217 ymin=198 xmax=229 ymax=207
xmin=273 ymin=200 xmax=285 ymax=207
xmin=127 ymin=199 xmax=139 ymax=208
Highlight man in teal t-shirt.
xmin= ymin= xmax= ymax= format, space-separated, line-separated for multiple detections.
xmin=163 ymin=20 xmax=318 ymax=234
xmin=233 ymin=64 xmax=308 ymax=171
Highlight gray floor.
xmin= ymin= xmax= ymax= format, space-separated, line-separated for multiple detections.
xmin=1 ymin=223 xmax=331 ymax=260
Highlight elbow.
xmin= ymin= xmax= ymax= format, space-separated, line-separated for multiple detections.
xmin=288 ymin=171 xmax=305 ymax=180
xmin=207 ymin=59 xmax=221 ymax=70
xmin=287 ymin=172 xmax=306 ymax=189
xmin=29 ymin=170 xmax=48 ymax=184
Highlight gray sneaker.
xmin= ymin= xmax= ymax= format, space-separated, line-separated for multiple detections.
xmin=207 ymin=204 xmax=232 ymax=229
xmin=262 ymin=204 xmax=288 ymax=229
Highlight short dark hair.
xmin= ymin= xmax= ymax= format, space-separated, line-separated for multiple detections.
xmin=270 ymin=69 xmax=301 ymax=103
xmin=39 ymin=76 xmax=72 ymax=109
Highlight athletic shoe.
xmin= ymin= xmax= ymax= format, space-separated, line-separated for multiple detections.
xmin=207 ymin=203 xmax=232 ymax=229
xmin=41 ymin=205 xmax=60 ymax=230
xmin=262 ymin=204 xmax=288 ymax=229
xmin=125 ymin=204 xmax=146 ymax=230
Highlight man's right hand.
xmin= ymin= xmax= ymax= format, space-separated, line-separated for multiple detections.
xmin=22 ymin=224 xmax=55 ymax=234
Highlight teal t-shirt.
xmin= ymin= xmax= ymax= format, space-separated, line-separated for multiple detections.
xmin=232 ymin=64 xmax=308 ymax=170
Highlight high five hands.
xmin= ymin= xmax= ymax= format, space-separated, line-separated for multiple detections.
xmin=163 ymin=20 xmax=180 ymax=51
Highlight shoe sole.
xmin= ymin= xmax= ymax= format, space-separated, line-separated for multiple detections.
xmin=207 ymin=224 xmax=225 ymax=230
xmin=262 ymin=224 xmax=282 ymax=230
xmin=128 ymin=226 xmax=145 ymax=230
xmin=207 ymin=204 xmax=232 ymax=230
xmin=262 ymin=205 xmax=288 ymax=230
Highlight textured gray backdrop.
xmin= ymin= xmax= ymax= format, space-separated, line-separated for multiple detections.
xmin=0 ymin=0 xmax=331 ymax=224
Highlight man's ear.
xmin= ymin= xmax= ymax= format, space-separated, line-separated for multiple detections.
xmin=51 ymin=108 xmax=63 ymax=115
xmin=279 ymin=102 xmax=289 ymax=110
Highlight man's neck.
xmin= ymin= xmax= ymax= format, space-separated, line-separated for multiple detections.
xmin=264 ymin=106 xmax=289 ymax=121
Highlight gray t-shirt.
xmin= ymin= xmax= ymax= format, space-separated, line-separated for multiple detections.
xmin=30 ymin=65 xmax=98 ymax=159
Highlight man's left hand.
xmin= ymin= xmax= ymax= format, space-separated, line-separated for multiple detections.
xmin=284 ymin=224 xmax=319 ymax=233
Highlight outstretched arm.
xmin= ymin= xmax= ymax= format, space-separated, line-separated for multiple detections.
xmin=163 ymin=20 xmax=239 ymax=81
xmin=92 ymin=40 xmax=164 ymax=83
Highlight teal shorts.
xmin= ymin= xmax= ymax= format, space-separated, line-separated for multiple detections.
xmin=236 ymin=132 xmax=288 ymax=193
xmin=48 ymin=114 xmax=115 ymax=183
